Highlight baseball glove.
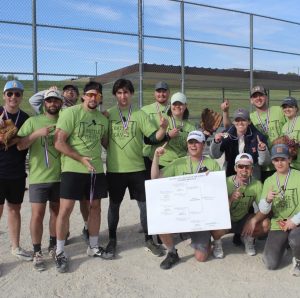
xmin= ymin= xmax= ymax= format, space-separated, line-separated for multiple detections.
xmin=272 ymin=136 xmax=299 ymax=160
xmin=0 ymin=116 xmax=18 ymax=150
xmin=200 ymin=108 xmax=223 ymax=135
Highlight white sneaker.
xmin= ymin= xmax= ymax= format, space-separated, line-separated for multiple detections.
xmin=33 ymin=251 xmax=46 ymax=272
xmin=213 ymin=239 xmax=224 ymax=259
xmin=11 ymin=247 xmax=33 ymax=261
xmin=291 ymin=257 xmax=300 ymax=277
xmin=242 ymin=236 xmax=256 ymax=256
xmin=87 ymin=246 xmax=106 ymax=258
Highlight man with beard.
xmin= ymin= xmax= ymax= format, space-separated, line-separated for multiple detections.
xmin=29 ymin=83 xmax=90 ymax=242
xmin=17 ymin=89 xmax=63 ymax=271
xmin=54 ymin=82 xmax=108 ymax=273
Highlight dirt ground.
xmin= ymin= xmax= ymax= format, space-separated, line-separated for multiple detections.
xmin=0 ymin=183 xmax=299 ymax=298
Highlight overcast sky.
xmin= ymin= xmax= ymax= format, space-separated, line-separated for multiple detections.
xmin=1 ymin=0 xmax=300 ymax=79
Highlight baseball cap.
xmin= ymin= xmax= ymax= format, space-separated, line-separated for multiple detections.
xmin=187 ymin=130 xmax=205 ymax=143
xmin=171 ymin=92 xmax=187 ymax=105
xmin=235 ymin=153 xmax=253 ymax=165
xmin=155 ymin=81 xmax=169 ymax=91
xmin=3 ymin=80 xmax=24 ymax=92
xmin=44 ymin=89 xmax=63 ymax=101
xmin=281 ymin=96 xmax=298 ymax=108
xmin=250 ymin=85 xmax=267 ymax=97
xmin=63 ymin=84 xmax=79 ymax=95
xmin=233 ymin=108 xmax=250 ymax=121
xmin=271 ymin=144 xmax=289 ymax=159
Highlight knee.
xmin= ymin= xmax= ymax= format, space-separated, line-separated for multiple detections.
xmin=289 ymin=231 xmax=300 ymax=250
xmin=262 ymin=219 xmax=271 ymax=233
xmin=194 ymin=249 xmax=209 ymax=262
xmin=31 ymin=212 xmax=44 ymax=223
xmin=7 ymin=204 xmax=21 ymax=215
xmin=263 ymin=254 xmax=279 ymax=270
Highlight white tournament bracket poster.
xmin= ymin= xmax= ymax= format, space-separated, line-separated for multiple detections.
xmin=145 ymin=171 xmax=231 ymax=235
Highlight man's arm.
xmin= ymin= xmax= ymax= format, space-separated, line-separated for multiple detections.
xmin=29 ymin=90 xmax=47 ymax=114
xmin=54 ymin=128 xmax=95 ymax=172
xmin=220 ymin=99 xmax=231 ymax=129
xmin=17 ymin=126 xmax=55 ymax=150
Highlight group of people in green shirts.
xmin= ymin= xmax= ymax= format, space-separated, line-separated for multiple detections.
xmin=0 ymin=79 xmax=299 ymax=277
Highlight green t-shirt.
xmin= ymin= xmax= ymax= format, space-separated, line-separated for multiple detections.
xmin=107 ymin=105 xmax=157 ymax=173
xmin=281 ymin=116 xmax=300 ymax=170
xmin=250 ymin=106 xmax=286 ymax=171
xmin=141 ymin=102 xmax=169 ymax=158
xmin=149 ymin=116 xmax=196 ymax=167
xmin=250 ymin=106 xmax=286 ymax=147
xmin=162 ymin=155 xmax=220 ymax=177
xmin=260 ymin=169 xmax=300 ymax=230
xmin=56 ymin=104 xmax=108 ymax=174
xmin=18 ymin=114 xmax=61 ymax=184
xmin=226 ymin=176 xmax=262 ymax=222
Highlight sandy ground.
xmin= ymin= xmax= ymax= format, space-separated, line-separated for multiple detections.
xmin=0 ymin=183 xmax=299 ymax=298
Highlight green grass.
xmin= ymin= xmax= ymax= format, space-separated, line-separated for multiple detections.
xmin=0 ymin=79 xmax=293 ymax=121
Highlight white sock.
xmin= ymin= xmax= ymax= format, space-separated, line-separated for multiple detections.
xmin=89 ymin=236 xmax=98 ymax=249
xmin=84 ymin=222 xmax=88 ymax=230
xmin=56 ymin=240 xmax=65 ymax=255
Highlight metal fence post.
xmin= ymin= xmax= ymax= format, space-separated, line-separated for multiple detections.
xmin=138 ymin=0 xmax=144 ymax=108
xmin=32 ymin=0 xmax=38 ymax=92
xmin=250 ymin=14 xmax=253 ymax=93
xmin=180 ymin=0 xmax=185 ymax=93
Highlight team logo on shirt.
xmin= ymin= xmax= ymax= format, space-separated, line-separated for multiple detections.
xmin=78 ymin=120 xmax=105 ymax=150
xmin=273 ymin=188 xmax=299 ymax=218
xmin=110 ymin=120 xmax=137 ymax=149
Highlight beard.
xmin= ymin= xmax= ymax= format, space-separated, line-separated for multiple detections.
xmin=45 ymin=107 xmax=60 ymax=115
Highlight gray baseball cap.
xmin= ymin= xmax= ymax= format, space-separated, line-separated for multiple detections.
xmin=281 ymin=96 xmax=298 ymax=107
xmin=155 ymin=81 xmax=169 ymax=91
xmin=233 ymin=108 xmax=250 ymax=121
xmin=271 ymin=144 xmax=289 ymax=159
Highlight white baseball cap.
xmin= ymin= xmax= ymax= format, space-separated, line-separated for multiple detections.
xmin=235 ymin=153 xmax=253 ymax=165
xmin=171 ymin=92 xmax=187 ymax=104
xmin=187 ymin=130 xmax=206 ymax=143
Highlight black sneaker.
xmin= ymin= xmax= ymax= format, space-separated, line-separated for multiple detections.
xmin=33 ymin=251 xmax=46 ymax=272
xmin=233 ymin=233 xmax=242 ymax=246
xmin=55 ymin=252 xmax=68 ymax=273
xmin=104 ymin=239 xmax=117 ymax=259
xmin=82 ymin=227 xmax=89 ymax=244
xmin=160 ymin=250 xmax=179 ymax=270
xmin=145 ymin=239 xmax=164 ymax=257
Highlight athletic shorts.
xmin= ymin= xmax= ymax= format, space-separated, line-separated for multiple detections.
xmin=0 ymin=177 xmax=26 ymax=205
xmin=29 ymin=182 xmax=60 ymax=204
xmin=107 ymin=171 xmax=147 ymax=203
xmin=60 ymin=172 xmax=107 ymax=201
xmin=189 ymin=231 xmax=211 ymax=253
xmin=230 ymin=214 xmax=252 ymax=234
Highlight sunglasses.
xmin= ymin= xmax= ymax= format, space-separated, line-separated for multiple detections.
xmin=85 ymin=93 xmax=101 ymax=100
xmin=236 ymin=164 xmax=252 ymax=169
xmin=6 ymin=91 xmax=22 ymax=98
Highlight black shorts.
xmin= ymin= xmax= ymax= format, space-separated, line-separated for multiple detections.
xmin=230 ymin=214 xmax=252 ymax=234
xmin=29 ymin=182 xmax=60 ymax=203
xmin=0 ymin=177 xmax=26 ymax=205
xmin=107 ymin=171 xmax=147 ymax=204
xmin=60 ymin=172 xmax=108 ymax=201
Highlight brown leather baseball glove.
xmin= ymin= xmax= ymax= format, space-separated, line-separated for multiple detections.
xmin=200 ymin=108 xmax=223 ymax=135
xmin=0 ymin=118 xmax=18 ymax=150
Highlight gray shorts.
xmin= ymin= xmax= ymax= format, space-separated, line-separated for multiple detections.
xmin=29 ymin=182 xmax=60 ymax=203
xmin=189 ymin=231 xmax=211 ymax=252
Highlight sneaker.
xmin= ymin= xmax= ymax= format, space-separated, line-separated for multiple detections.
xmin=242 ymin=236 xmax=256 ymax=256
xmin=291 ymin=257 xmax=300 ymax=277
xmin=145 ymin=239 xmax=164 ymax=257
xmin=213 ymin=239 xmax=224 ymax=259
xmin=11 ymin=247 xmax=33 ymax=262
xmin=48 ymin=244 xmax=56 ymax=258
xmin=160 ymin=250 xmax=180 ymax=270
xmin=87 ymin=246 xmax=107 ymax=258
xmin=33 ymin=251 xmax=46 ymax=272
xmin=55 ymin=252 xmax=68 ymax=273
xmin=104 ymin=239 xmax=117 ymax=259
xmin=233 ymin=233 xmax=242 ymax=246
xmin=82 ymin=227 xmax=89 ymax=244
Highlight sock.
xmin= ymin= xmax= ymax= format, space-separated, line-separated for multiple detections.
xmin=89 ymin=236 xmax=98 ymax=249
xmin=49 ymin=236 xmax=57 ymax=247
xmin=56 ymin=239 xmax=65 ymax=255
xmin=84 ymin=221 xmax=88 ymax=230
xmin=33 ymin=244 xmax=41 ymax=253
xmin=166 ymin=246 xmax=176 ymax=254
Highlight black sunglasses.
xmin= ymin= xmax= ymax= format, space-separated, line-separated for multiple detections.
xmin=6 ymin=91 xmax=22 ymax=98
